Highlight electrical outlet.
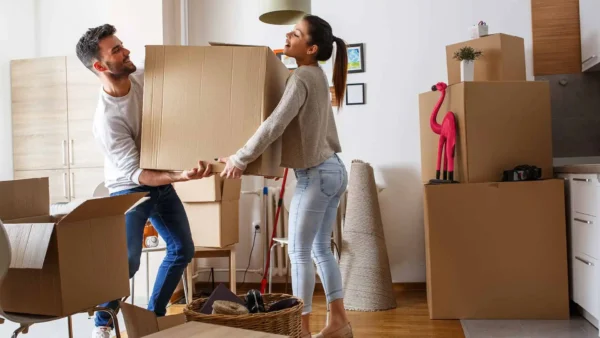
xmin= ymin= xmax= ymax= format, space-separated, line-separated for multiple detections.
xmin=253 ymin=221 xmax=261 ymax=233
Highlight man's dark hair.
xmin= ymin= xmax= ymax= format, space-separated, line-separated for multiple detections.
xmin=76 ymin=24 xmax=116 ymax=71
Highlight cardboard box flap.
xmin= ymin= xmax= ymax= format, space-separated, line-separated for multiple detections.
xmin=157 ymin=313 xmax=186 ymax=331
xmin=0 ymin=178 xmax=49 ymax=221
xmin=58 ymin=192 xmax=148 ymax=224
xmin=222 ymin=178 xmax=242 ymax=201
xmin=120 ymin=301 xmax=160 ymax=338
xmin=4 ymin=223 xmax=54 ymax=269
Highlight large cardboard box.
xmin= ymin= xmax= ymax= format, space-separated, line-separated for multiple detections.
xmin=120 ymin=301 xmax=287 ymax=337
xmin=0 ymin=178 xmax=146 ymax=316
xmin=424 ymin=179 xmax=569 ymax=319
xmin=175 ymin=176 xmax=242 ymax=248
xmin=140 ymin=44 xmax=290 ymax=178
xmin=418 ymin=81 xmax=553 ymax=183
xmin=446 ymin=33 xmax=526 ymax=85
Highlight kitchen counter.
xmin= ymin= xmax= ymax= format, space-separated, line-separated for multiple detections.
xmin=554 ymin=164 xmax=600 ymax=174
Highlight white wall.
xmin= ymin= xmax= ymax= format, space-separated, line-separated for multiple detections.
xmin=0 ymin=0 xmax=37 ymax=181
xmin=187 ymin=0 xmax=534 ymax=282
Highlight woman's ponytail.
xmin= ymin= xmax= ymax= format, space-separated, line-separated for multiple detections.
xmin=332 ymin=36 xmax=348 ymax=108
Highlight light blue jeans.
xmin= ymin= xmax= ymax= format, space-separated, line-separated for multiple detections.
xmin=288 ymin=154 xmax=348 ymax=314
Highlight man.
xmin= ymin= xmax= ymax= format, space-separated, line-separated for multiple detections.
xmin=76 ymin=24 xmax=211 ymax=338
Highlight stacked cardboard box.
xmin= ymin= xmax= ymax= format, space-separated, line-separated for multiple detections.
xmin=419 ymin=34 xmax=569 ymax=319
xmin=139 ymin=43 xmax=290 ymax=178
xmin=174 ymin=176 xmax=242 ymax=248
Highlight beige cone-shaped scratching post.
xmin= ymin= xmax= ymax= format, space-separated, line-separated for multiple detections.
xmin=340 ymin=160 xmax=397 ymax=311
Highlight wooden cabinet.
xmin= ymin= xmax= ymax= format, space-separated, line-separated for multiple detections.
xmin=66 ymin=56 xmax=104 ymax=168
xmin=11 ymin=57 xmax=69 ymax=171
xmin=14 ymin=169 xmax=70 ymax=204
xmin=531 ymin=0 xmax=582 ymax=75
xmin=69 ymin=168 xmax=104 ymax=203
xmin=11 ymin=56 xmax=105 ymax=204
xmin=579 ymin=0 xmax=600 ymax=72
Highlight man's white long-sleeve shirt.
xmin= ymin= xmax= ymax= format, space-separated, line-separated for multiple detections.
xmin=92 ymin=67 xmax=145 ymax=194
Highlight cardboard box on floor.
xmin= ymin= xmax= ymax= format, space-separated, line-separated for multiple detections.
xmin=120 ymin=301 xmax=288 ymax=337
xmin=446 ymin=33 xmax=526 ymax=85
xmin=423 ymin=179 xmax=569 ymax=319
xmin=0 ymin=178 xmax=147 ymax=317
xmin=418 ymin=81 xmax=553 ymax=183
xmin=175 ymin=176 xmax=242 ymax=248
xmin=140 ymin=43 xmax=290 ymax=178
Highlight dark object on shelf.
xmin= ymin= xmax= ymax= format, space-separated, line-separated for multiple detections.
xmin=267 ymin=298 xmax=300 ymax=312
xmin=245 ymin=289 xmax=266 ymax=313
xmin=501 ymin=165 xmax=542 ymax=182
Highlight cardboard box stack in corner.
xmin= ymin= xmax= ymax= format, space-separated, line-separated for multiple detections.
xmin=0 ymin=178 xmax=147 ymax=317
xmin=139 ymin=43 xmax=290 ymax=178
xmin=419 ymin=34 xmax=569 ymax=319
xmin=174 ymin=175 xmax=242 ymax=248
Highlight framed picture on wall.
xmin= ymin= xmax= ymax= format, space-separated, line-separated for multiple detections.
xmin=347 ymin=43 xmax=365 ymax=73
xmin=346 ymin=83 xmax=366 ymax=105
xmin=274 ymin=49 xmax=298 ymax=70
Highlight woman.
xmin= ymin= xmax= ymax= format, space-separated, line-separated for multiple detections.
xmin=219 ymin=15 xmax=352 ymax=338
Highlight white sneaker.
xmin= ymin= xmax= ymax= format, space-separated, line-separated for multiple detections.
xmin=92 ymin=326 xmax=112 ymax=338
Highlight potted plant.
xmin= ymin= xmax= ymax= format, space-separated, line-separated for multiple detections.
xmin=453 ymin=46 xmax=483 ymax=82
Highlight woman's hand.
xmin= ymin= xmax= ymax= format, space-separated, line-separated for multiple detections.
xmin=218 ymin=156 xmax=244 ymax=179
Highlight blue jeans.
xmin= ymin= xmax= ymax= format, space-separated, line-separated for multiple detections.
xmin=288 ymin=154 xmax=348 ymax=314
xmin=95 ymin=184 xmax=195 ymax=327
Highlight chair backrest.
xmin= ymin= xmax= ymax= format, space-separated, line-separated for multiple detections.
xmin=93 ymin=182 xmax=109 ymax=198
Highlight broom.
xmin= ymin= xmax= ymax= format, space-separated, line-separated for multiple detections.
xmin=260 ymin=168 xmax=289 ymax=294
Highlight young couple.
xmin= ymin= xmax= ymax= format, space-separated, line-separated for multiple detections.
xmin=78 ymin=15 xmax=352 ymax=338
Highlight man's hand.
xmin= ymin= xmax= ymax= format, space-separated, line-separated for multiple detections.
xmin=180 ymin=161 xmax=213 ymax=181
xmin=218 ymin=157 xmax=243 ymax=179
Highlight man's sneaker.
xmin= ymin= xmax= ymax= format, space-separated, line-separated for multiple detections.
xmin=92 ymin=326 xmax=112 ymax=338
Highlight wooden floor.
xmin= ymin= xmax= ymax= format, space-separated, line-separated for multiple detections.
xmin=125 ymin=284 xmax=465 ymax=338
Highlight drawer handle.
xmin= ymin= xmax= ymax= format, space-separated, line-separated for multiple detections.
xmin=572 ymin=178 xmax=592 ymax=182
xmin=574 ymin=218 xmax=594 ymax=224
xmin=576 ymin=256 xmax=594 ymax=266
xmin=583 ymin=55 xmax=597 ymax=64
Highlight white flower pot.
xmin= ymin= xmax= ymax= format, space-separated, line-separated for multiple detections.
xmin=461 ymin=60 xmax=474 ymax=82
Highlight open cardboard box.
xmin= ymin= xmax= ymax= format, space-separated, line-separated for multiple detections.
xmin=175 ymin=175 xmax=242 ymax=248
xmin=120 ymin=301 xmax=287 ymax=337
xmin=0 ymin=177 xmax=147 ymax=316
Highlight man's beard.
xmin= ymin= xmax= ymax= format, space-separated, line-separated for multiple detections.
xmin=105 ymin=60 xmax=136 ymax=80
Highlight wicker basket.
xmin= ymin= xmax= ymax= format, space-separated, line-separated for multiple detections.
xmin=184 ymin=293 xmax=303 ymax=337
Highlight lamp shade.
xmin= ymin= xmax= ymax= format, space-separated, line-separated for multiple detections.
xmin=259 ymin=0 xmax=311 ymax=25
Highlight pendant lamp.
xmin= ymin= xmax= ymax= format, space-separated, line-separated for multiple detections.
xmin=259 ymin=0 xmax=311 ymax=25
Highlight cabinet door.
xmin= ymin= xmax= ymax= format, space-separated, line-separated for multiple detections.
xmin=580 ymin=0 xmax=600 ymax=71
xmin=14 ymin=169 xmax=69 ymax=204
xmin=69 ymin=167 xmax=105 ymax=203
xmin=66 ymin=56 xmax=104 ymax=168
xmin=11 ymin=57 xmax=69 ymax=171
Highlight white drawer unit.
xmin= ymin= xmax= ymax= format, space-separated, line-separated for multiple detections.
xmin=570 ymin=174 xmax=599 ymax=217
xmin=572 ymin=214 xmax=599 ymax=260
xmin=572 ymin=253 xmax=599 ymax=319
xmin=558 ymin=172 xmax=600 ymax=327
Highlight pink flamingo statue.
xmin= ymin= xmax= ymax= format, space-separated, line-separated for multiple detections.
xmin=430 ymin=82 xmax=457 ymax=182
